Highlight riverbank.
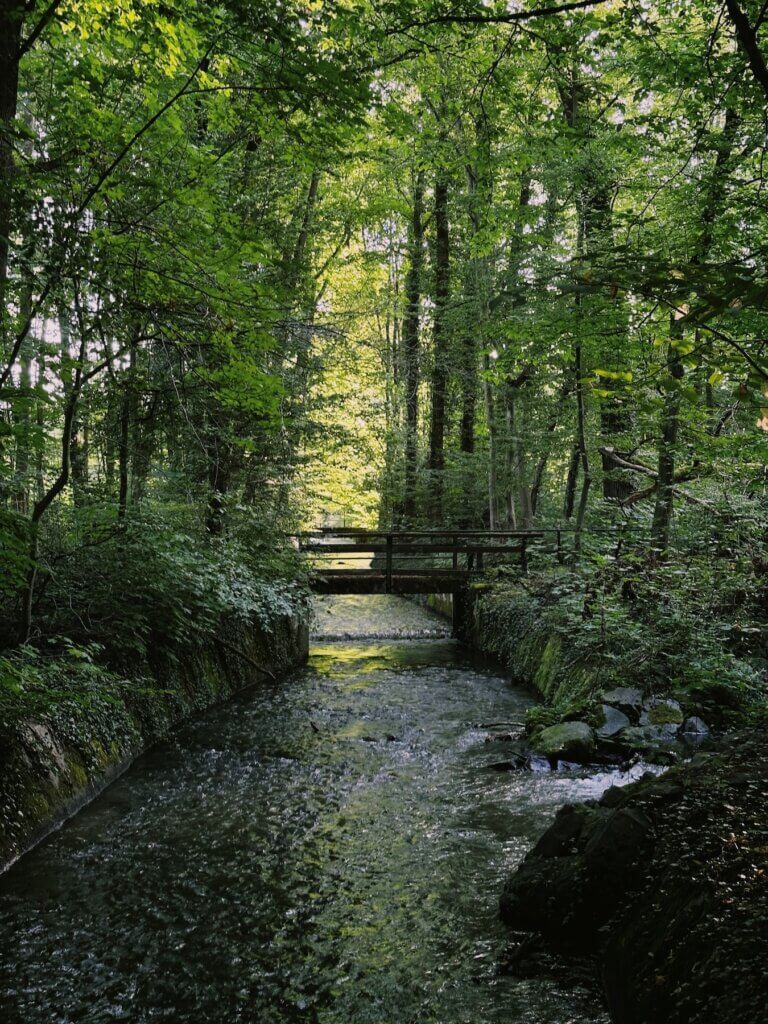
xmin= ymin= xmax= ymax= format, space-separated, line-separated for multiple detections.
xmin=499 ymin=730 xmax=768 ymax=1024
xmin=0 ymin=612 xmax=308 ymax=874
xmin=449 ymin=578 xmax=768 ymax=1021
xmin=460 ymin=567 xmax=766 ymax=766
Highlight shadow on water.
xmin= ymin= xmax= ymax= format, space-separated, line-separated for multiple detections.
xmin=0 ymin=597 xmax=644 ymax=1023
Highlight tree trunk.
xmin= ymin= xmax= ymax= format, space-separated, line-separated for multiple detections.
xmin=427 ymin=173 xmax=450 ymax=523
xmin=12 ymin=254 xmax=34 ymax=514
xmin=0 ymin=0 xmax=22 ymax=323
xmin=402 ymin=170 xmax=424 ymax=521
xmin=573 ymin=342 xmax=591 ymax=558
xmin=651 ymin=316 xmax=683 ymax=553
xmin=483 ymin=352 xmax=497 ymax=529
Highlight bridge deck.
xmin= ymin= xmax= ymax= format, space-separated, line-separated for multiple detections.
xmin=311 ymin=569 xmax=473 ymax=595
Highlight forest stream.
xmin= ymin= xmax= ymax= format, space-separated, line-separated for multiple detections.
xmin=0 ymin=596 xmax=652 ymax=1024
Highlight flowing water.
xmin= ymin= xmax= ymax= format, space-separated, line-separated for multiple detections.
xmin=0 ymin=597 xmax=647 ymax=1024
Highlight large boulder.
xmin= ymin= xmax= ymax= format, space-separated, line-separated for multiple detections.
xmin=532 ymin=721 xmax=596 ymax=764
xmin=501 ymin=732 xmax=768 ymax=1023
xmin=618 ymin=725 xmax=680 ymax=764
xmin=500 ymin=795 xmax=655 ymax=947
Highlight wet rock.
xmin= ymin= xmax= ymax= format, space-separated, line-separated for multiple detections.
xmin=600 ymin=785 xmax=628 ymax=809
xmin=597 ymin=704 xmax=631 ymax=739
xmin=600 ymin=687 xmax=643 ymax=719
xmin=620 ymin=724 xmax=678 ymax=751
xmin=500 ymin=733 xmax=768 ymax=1023
xmin=486 ymin=754 xmax=529 ymax=772
xmin=531 ymin=802 xmax=591 ymax=857
xmin=532 ymin=722 xmax=596 ymax=764
xmin=500 ymin=801 xmax=653 ymax=947
xmin=681 ymin=715 xmax=709 ymax=738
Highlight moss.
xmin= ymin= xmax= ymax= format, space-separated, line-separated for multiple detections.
xmin=533 ymin=636 xmax=561 ymax=699
xmin=646 ymin=704 xmax=684 ymax=726
xmin=474 ymin=587 xmax=604 ymax=730
xmin=22 ymin=791 xmax=51 ymax=819
xmin=68 ymin=759 xmax=88 ymax=789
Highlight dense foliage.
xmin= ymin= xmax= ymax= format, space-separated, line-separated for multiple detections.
xmin=0 ymin=1 xmax=766 ymax=715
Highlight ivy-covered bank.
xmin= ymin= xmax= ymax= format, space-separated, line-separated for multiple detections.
xmin=464 ymin=555 xmax=767 ymax=761
xmin=0 ymin=612 xmax=308 ymax=874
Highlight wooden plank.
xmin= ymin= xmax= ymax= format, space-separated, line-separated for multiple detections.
xmin=305 ymin=542 xmax=528 ymax=556
xmin=305 ymin=543 xmax=388 ymax=553
xmin=296 ymin=529 xmax=549 ymax=540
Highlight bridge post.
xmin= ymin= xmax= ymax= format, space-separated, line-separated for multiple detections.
xmin=452 ymin=586 xmax=476 ymax=643
xmin=385 ymin=533 xmax=393 ymax=593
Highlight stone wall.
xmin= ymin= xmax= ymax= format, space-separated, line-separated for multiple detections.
xmin=0 ymin=612 xmax=309 ymax=874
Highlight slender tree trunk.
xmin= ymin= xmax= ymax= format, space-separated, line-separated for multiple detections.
xmin=648 ymin=108 xmax=738 ymax=553
xmin=0 ymin=1 xmax=22 ymax=326
xmin=483 ymin=352 xmax=498 ymax=529
xmin=504 ymin=395 xmax=517 ymax=528
xmin=35 ymin=323 xmax=46 ymax=502
xmin=12 ymin=255 xmax=34 ymax=513
xmin=573 ymin=342 xmax=591 ymax=557
xmin=20 ymin=321 xmax=86 ymax=641
xmin=564 ymin=442 xmax=580 ymax=518
xmin=117 ymin=339 xmax=138 ymax=517
xmin=651 ymin=316 xmax=683 ymax=553
xmin=117 ymin=391 xmax=130 ymax=518
xmin=427 ymin=173 xmax=450 ymax=523
xmin=403 ymin=170 xmax=424 ymax=521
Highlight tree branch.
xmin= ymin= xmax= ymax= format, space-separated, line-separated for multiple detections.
xmin=15 ymin=1 xmax=62 ymax=62
xmin=726 ymin=0 xmax=768 ymax=101
xmin=388 ymin=0 xmax=608 ymax=34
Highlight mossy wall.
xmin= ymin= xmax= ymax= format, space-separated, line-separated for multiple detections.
xmin=466 ymin=586 xmax=602 ymax=724
xmin=0 ymin=612 xmax=309 ymax=874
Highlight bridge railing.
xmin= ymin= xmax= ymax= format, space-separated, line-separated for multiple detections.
xmin=291 ymin=529 xmax=566 ymax=592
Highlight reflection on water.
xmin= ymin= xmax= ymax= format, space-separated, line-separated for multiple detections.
xmin=0 ymin=627 xmax=644 ymax=1023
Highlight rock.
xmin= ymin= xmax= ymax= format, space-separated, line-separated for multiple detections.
xmin=532 ymin=721 xmax=596 ymax=764
xmin=619 ymin=724 xmax=678 ymax=751
xmin=530 ymin=802 xmax=591 ymax=857
xmin=681 ymin=715 xmax=709 ymax=737
xmin=600 ymin=785 xmax=628 ymax=809
xmin=21 ymin=722 xmax=70 ymax=785
xmin=500 ymin=801 xmax=654 ymax=947
xmin=597 ymin=704 xmax=631 ymax=738
xmin=600 ymin=687 xmax=643 ymax=719
xmin=640 ymin=698 xmax=683 ymax=730
xmin=486 ymin=754 xmax=529 ymax=772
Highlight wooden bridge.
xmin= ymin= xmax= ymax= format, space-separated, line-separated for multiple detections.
xmin=294 ymin=528 xmax=564 ymax=594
